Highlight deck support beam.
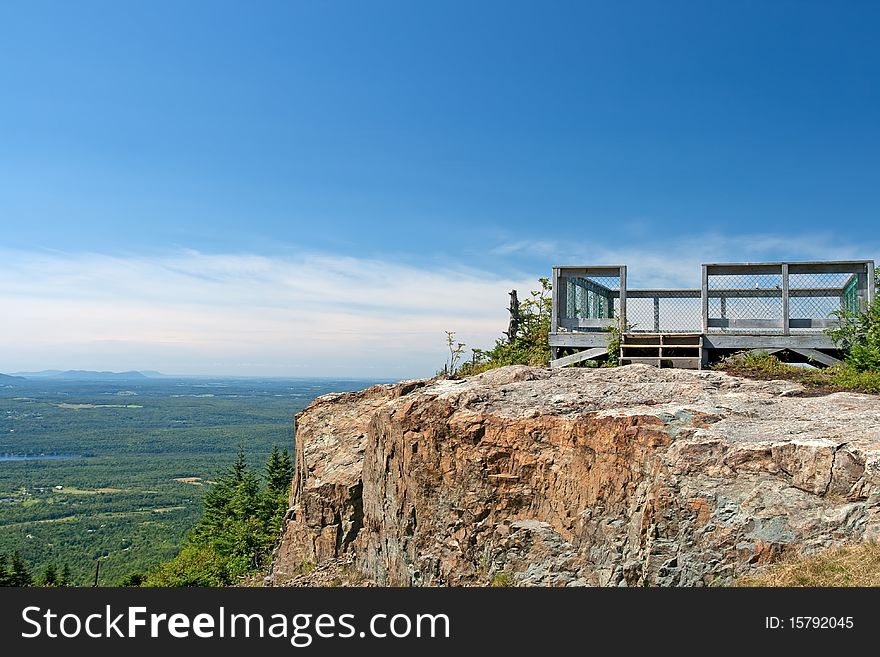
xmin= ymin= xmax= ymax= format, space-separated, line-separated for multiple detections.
xmin=788 ymin=348 xmax=842 ymax=367
xmin=549 ymin=347 xmax=608 ymax=369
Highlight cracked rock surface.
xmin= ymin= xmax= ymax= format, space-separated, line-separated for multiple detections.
xmin=269 ymin=365 xmax=880 ymax=586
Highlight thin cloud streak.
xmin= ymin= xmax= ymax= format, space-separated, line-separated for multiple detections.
xmin=0 ymin=249 xmax=536 ymax=378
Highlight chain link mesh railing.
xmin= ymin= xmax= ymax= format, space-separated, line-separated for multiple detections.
xmin=706 ymin=264 xmax=871 ymax=334
xmin=787 ymin=271 xmax=854 ymax=333
xmin=626 ymin=290 xmax=701 ymax=333
xmin=555 ymin=268 xmax=622 ymax=332
xmin=553 ymin=262 xmax=873 ymax=339
xmin=707 ymin=271 xmax=785 ymax=334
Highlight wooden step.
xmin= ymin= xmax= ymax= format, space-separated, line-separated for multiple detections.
xmin=620 ymin=357 xmax=703 ymax=369
xmin=619 ymin=333 xmax=704 ymax=369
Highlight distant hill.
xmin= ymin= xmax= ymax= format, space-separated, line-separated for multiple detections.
xmin=10 ymin=370 xmax=63 ymax=378
xmin=12 ymin=370 xmax=154 ymax=381
xmin=0 ymin=373 xmax=26 ymax=381
xmin=140 ymin=371 xmax=169 ymax=378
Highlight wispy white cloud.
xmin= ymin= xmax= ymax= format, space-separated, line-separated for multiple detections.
xmin=0 ymin=249 xmax=537 ymax=377
xmin=491 ymin=231 xmax=878 ymax=288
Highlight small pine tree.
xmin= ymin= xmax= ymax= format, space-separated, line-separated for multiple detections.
xmin=39 ymin=562 xmax=58 ymax=587
xmin=119 ymin=573 xmax=145 ymax=587
xmin=10 ymin=552 xmax=32 ymax=587
xmin=231 ymin=443 xmax=248 ymax=484
xmin=265 ymin=445 xmax=294 ymax=494
xmin=265 ymin=445 xmax=282 ymax=491
xmin=59 ymin=564 xmax=72 ymax=587
xmin=0 ymin=554 xmax=10 ymax=587
xmin=279 ymin=450 xmax=293 ymax=488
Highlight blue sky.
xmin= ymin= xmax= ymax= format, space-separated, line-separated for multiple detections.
xmin=1 ymin=1 xmax=878 ymax=377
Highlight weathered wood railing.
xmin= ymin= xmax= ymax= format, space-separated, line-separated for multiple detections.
xmin=552 ymin=260 xmax=875 ymax=337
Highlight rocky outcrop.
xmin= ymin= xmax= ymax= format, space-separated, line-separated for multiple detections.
xmin=269 ymin=365 xmax=880 ymax=586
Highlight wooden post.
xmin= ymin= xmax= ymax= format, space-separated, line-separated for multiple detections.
xmin=701 ymin=265 xmax=709 ymax=334
xmin=867 ymin=261 xmax=876 ymax=307
xmin=619 ymin=266 xmax=627 ymax=332
xmin=781 ymin=263 xmax=790 ymax=336
xmin=551 ymin=267 xmax=559 ymax=333
xmin=93 ymin=560 xmax=100 ymax=587
xmin=857 ymin=269 xmax=869 ymax=312
xmin=653 ymin=296 xmax=660 ymax=332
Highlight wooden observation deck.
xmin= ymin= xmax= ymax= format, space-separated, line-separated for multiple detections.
xmin=548 ymin=260 xmax=876 ymax=369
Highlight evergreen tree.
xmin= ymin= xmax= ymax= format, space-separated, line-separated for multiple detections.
xmin=265 ymin=445 xmax=282 ymax=491
xmin=59 ymin=564 xmax=72 ymax=587
xmin=0 ymin=554 xmax=10 ymax=587
xmin=10 ymin=552 xmax=32 ymax=587
xmin=148 ymin=445 xmax=297 ymax=585
xmin=279 ymin=449 xmax=293 ymax=487
xmin=119 ymin=572 xmax=145 ymax=587
xmin=39 ymin=562 xmax=58 ymax=587
xmin=231 ymin=443 xmax=248 ymax=484
xmin=265 ymin=445 xmax=293 ymax=494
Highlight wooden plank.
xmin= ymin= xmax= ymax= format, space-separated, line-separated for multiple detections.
xmin=707 ymin=318 xmax=839 ymax=329
xmin=868 ymin=261 xmax=876 ymax=304
xmin=554 ymin=266 xmax=624 ymax=279
xmin=551 ymin=267 xmax=559 ymax=333
xmin=789 ymin=318 xmax=837 ymax=328
xmin=703 ymin=334 xmax=838 ymax=350
xmin=746 ymin=348 xmax=785 ymax=356
xmin=548 ymin=332 xmax=610 ymax=348
xmin=593 ymin=287 xmax=844 ymax=300
xmin=788 ymin=348 xmax=842 ymax=367
xmin=624 ymin=343 xmax=701 ymax=349
xmin=625 ymin=289 xmax=700 ymax=298
xmin=708 ymin=318 xmax=784 ymax=329
xmin=782 ymin=263 xmax=790 ymax=336
xmin=559 ymin=318 xmax=616 ymax=329
xmin=788 ymin=262 xmax=871 ymax=275
xmin=622 ymin=357 xmax=702 ymax=369
xmin=701 ymin=265 xmax=709 ymax=334
xmin=549 ymin=347 xmax=608 ymax=369
xmin=858 ymin=270 xmax=869 ymax=312
xmin=706 ymin=264 xmax=783 ymax=276
xmin=704 ymin=261 xmax=872 ymax=275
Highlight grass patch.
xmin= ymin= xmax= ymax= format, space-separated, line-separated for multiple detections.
xmin=716 ymin=351 xmax=880 ymax=395
xmin=489 ymin=571 xmax=514 ymax=587
xmin=735 ymin=543 xmax=880 ymax=587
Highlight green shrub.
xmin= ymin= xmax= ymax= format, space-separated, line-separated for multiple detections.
xmin=455 ymin=278 xmax=553 ymax=375
xmin=827 ymin=273 xmax=880 ymax=372
xmin=717 ymin=351 xmax=880 ymax=395
xmin=489 ymin=570 xmax=514 ymax=587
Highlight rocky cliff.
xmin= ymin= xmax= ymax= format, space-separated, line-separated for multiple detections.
xmin=269 ymin=365 xmax=880 ymax=586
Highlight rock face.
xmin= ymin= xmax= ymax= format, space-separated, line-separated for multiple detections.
xmin=269 ymin=365 xmax=880 ymax=586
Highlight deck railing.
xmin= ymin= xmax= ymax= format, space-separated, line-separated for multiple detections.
xmin=552 ymin=261 xmax=875 ymax=337
xmin=701 ymin=261 xmax=875 ymax=335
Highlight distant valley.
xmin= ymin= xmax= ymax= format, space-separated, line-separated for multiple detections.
xmin=5 ymin=370 xmax=164 ymax=381
xmin=0 ymin=375 xmax=386 ymax=585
